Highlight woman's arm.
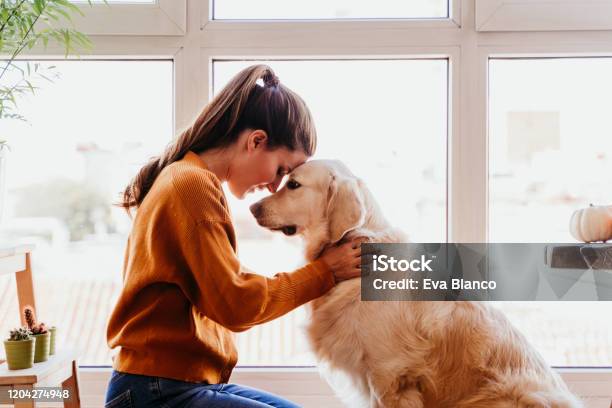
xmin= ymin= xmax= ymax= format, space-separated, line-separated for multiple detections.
xmin=178 ymin=219 xmax=335 ymax=332
xmin=168 ymin=165 xmax=360 ymax=332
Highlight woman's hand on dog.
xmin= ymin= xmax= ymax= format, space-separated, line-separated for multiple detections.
xmin=319 ymin=238 xmax=366 ymax=283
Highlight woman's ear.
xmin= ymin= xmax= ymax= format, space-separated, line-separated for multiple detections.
xmin=246 ymin=129 xmax=268 ymax=152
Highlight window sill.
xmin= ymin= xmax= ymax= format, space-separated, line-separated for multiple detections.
xmin=80 ymin=366 xmax=612 ymax=406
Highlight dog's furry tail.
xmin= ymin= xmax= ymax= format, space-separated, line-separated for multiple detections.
xmin=515 ymin=389 xmax=584 ymax=408
xmin=459 ymin=372 xmax=583 ymax=408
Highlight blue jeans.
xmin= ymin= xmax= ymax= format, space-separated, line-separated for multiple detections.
xmin=105 ymin=370 xmax=301 ymax=408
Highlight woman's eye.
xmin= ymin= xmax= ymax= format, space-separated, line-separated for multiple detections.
xmin=277 ymin=167 xmax=287 ymax=176
xmin=286 ymin=180 xmax=301 ymax=190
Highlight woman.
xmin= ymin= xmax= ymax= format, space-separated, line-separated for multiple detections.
xmin=104 ymin=65 xmax=362 ymax=408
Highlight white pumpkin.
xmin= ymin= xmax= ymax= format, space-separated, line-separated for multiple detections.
xmin=569 ymin=204 xmax=612 ymax=243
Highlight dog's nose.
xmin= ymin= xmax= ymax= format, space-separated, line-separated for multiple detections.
xmin=249 ymin=202 xmax=263 ymax=218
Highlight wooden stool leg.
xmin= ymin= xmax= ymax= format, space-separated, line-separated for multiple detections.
xmin=14 ymin=399 xmax=35 ymax=408
xmin=61 ymin=360 xmax=81 ymax=408
xmin=13 ymin=384 xmax=35 ymax=408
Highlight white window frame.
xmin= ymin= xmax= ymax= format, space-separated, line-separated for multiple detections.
xmin=13 ymin=0 xmax=612 ymax=401
xmin=70 ymin=0 xmax=186 ymax=35
xmin=476 ymin=0 xmax=612 ymax=32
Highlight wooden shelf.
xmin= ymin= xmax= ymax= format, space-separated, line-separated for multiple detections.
xmin=0 ymin=245 xmax=34 ymax=278
xmin=0 ymin=245 xmax=35 ymax=260
xmin=546 ymin=244 xmax=612 ymax=270
xmin=0 ymin=244 xmax=81 ymax=406
xmin=0 ymin=350 xmax=78 ymax=387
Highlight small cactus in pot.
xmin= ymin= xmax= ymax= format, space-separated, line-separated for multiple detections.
xmin=23 ymin=306 xmax=50 ymax=363
xmin=3 ymin=327 xmax=35 ymax=370
xmin=9 ymin=327 xmax=32 ymax=341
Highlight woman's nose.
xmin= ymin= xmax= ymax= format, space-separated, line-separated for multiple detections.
xmin=267 ymin=178 xmax=282 ymax=193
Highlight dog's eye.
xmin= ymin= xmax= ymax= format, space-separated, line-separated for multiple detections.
xmin=286 ymin=180 xmax=301 ymax=190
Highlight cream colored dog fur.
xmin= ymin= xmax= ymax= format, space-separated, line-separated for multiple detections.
xmin=250 ymin=160 xmax=582 ymax=408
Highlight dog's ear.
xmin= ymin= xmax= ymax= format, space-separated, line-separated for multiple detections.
xmin=327 ymin=175 xmax=366 ymax=244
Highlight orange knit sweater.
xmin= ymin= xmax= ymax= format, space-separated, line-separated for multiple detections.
xmin=106 ymin=151 xmax=335 ymax=383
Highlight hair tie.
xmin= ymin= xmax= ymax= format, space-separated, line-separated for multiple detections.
xmin=263 ymin=72 xmax=280 ymax=88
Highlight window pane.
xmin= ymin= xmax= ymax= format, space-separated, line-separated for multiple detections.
xmin=214 ymin=59 xmax=447 ymax=364
xmin=74 ymin=0 xmax=156 ymax=3
xmin=0 ymin=60 xmax=173 ymax=365
xmin=489 ymin=58 xmax=612 ymax=366
xmin=214 ymin=0 xmax=448 ymax=20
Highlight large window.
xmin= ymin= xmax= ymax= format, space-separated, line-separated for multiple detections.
xmin=213 ymin=0 xmax=448 ymax=20
xmin=0 ymin=60 xmax=173 ymax=365
xmin=3 ymin=3 xmax=612 ymax=401
xmin=214 ymin=59 xmax=448 ymax=364
xmin=490 ymin=58 xmax=612 ymax=243
xmin=489 ymin=58 xmax=612 ymax=366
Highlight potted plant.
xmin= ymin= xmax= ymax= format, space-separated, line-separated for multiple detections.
xmin=3 ymin=327 xmax=35 ymax=370
xmin=23 ymin=306 xmax=50 ymax=363
xmin=48 ymin=324 xmax=57 ymax=355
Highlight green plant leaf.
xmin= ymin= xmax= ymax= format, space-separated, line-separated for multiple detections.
xmin=0 ymin=0 xmax=97 ymax=123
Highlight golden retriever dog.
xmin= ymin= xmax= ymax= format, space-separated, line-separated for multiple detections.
xmin=249 ymin=160 xmax=582 ymax=408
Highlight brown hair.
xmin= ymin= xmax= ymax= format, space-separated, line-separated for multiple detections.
xmin=118 ymin=64 xmax=316 ymax=214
